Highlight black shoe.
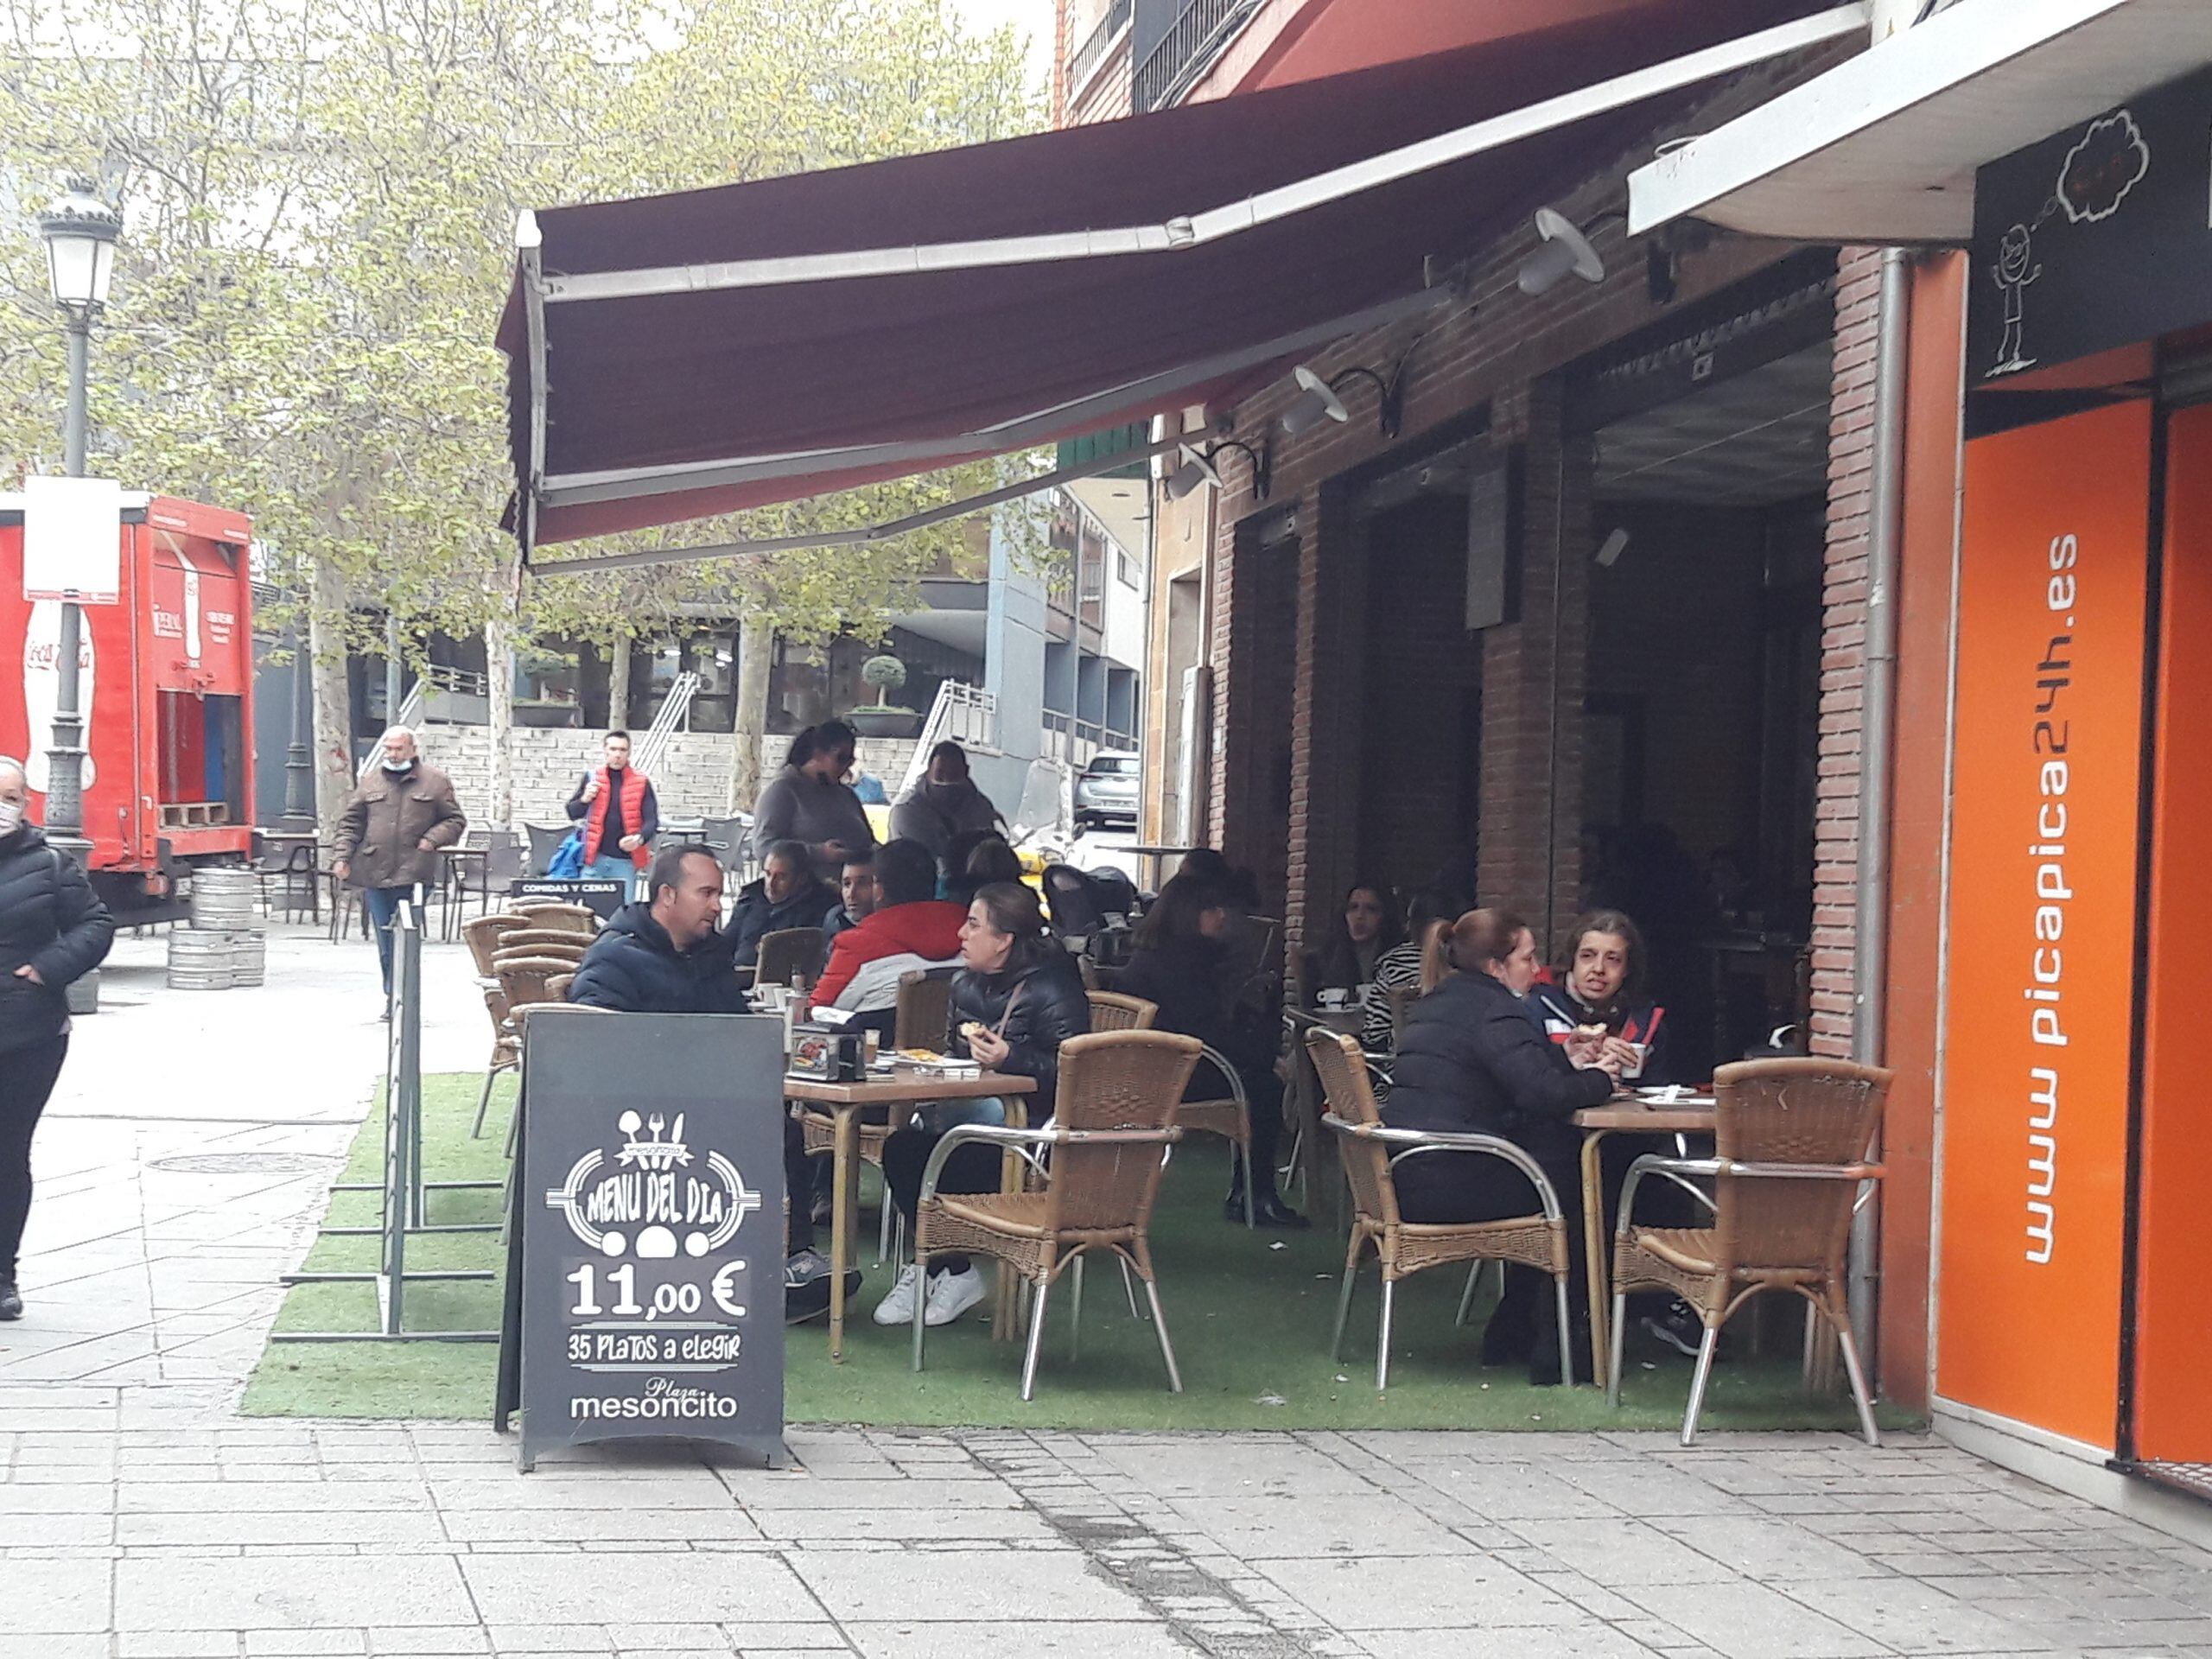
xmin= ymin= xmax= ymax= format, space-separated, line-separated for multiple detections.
xmin=1224 ymin=1189 xmax=1311 ymax=1229
xmin=1642 ymin=1299 xmax=1728 ymax=1360
xmin=0 ymin=1281 xmax=21 ymax=1321
xmin=783 ymin=1249 xmax=861 ymax=1325
xmin=1527 ymin=1325 xmax=1595 ymax=1387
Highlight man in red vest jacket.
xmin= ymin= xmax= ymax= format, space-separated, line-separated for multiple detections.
xmin=564 ymin=730 xmax=661 ymax=893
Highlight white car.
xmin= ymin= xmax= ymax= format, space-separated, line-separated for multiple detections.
xmin=1071 ymin=751 xmax=1140 ymax=832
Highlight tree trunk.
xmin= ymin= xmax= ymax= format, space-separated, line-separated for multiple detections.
xmin=308 ymin=556 xmax=354 ymax=841
xmin=486 ymin=601 xmax=515 ymax=828
xmin=728 ymin=612 xmax=773 ymax=814
xmin=607 ymin=632 xmax=632 ymax=728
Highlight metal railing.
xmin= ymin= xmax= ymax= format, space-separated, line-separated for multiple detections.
xmin=634 ymin=670 xmax=699 ymax=778
xmin=1067 ymin=0 xmax=1132 ymax=99
xmin=901 ymin=679 xmax=1001 ymax=796
xmin=1133 ymin=0 xmax=1262 ymax=111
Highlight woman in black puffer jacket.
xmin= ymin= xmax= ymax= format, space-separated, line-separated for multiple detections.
xmin=874 ymin=880 xmax=1089 ymax=1331
xmin=0 ymin=758 xmax=117 ymax=1322
xmin=1384 ymin=907 xmax=1618 ymax=1384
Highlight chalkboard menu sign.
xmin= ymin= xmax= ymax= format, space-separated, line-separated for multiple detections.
xmin=509 ymin=878 xmax=628 ymax=920
xmin=497 ymin=1009 xmax=788 ymax=1471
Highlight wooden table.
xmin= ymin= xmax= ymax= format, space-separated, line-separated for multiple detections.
xmin=1573 ymin=1096 xmax=1717 ymax=1383
xmin=782 ymin=1070 xmax=1039 ymax=1361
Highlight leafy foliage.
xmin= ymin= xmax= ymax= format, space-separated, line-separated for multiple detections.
xmin=0 ymin=0 xmax=1042 ymax=668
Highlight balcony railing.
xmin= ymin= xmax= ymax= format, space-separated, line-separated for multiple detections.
xmin=1133 ymin=0 xmax=1262 ymax=112
xmin=1067 ymin=0 xmax=1131 ymax=100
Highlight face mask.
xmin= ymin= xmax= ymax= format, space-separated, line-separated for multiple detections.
xmin=0 ymin=799 xmax=21 ymax=836
xmin=380 ymin=756 xmax=414 ymax=773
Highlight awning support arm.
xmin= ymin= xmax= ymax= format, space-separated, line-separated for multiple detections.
xmin=526 ymin=429 xmax=1193 ymax=578
xmin=517 ymin=211 xmax=550 ymax=564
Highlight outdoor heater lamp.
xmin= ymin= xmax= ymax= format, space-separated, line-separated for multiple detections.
xmin=38 ymin=176 xmax=122 ymax=313
xmin=1516 ymin=206 xmax=1607 ymax=296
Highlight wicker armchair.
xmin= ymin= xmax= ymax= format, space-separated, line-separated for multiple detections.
xmin=505 ymin=899 xmax=599 ymax=934
xmin=1085 ymin=991 xmax=1157 ymax=1032
xmin=494 ymin=928 xmax=594 ymax=957
xmin=756 ymin=926 xmax=829 ymax=988
xmin=1608 ymin=1056 xmax=1890 ymax=1446
xmin=1306 ymin=1029 xmax=1574 ymax=1393
xmin=894 ymin=969 xmax=957 ymax=1052
xmin=911 ymin=1029 xmax=1203 ymax=1400
xmin=463 ymin=916 xmax=527 ymax=1138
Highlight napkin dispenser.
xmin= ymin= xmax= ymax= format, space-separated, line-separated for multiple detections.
xmin=788 ymin=1023 xmax=866 ymax=1082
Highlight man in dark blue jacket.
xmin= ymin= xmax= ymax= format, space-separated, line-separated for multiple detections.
xmin=724 ymin=839 xmax=838 ymax=968
xmin=569 ymin=844 xmax=855 ymax=1320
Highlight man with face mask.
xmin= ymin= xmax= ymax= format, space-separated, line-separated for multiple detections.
xmin=889 ymin=741 xmax=1004 ymax=864
xmin=0 ymin=756 xmax=116 ymax=1322
xmin=332 ymin=727 xmax=467 ymax=1015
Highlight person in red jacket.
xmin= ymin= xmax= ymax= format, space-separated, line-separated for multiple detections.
xmin=810 ymin=839 xmax=964 ymax=1027
xmin=565 ymin=730 xmax=660 ymax=893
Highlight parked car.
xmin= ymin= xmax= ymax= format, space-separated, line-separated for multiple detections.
xmin=1072 ymin=751 xmax=1141 ymax=831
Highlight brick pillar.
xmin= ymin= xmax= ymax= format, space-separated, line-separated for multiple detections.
xmin=1810 ymin=249 xmax=1883 ymax=1058
xmin=1478 ymin=378 xmax=1589 ymax=950
xmin=1285 ymin=482 xmax=1365 ymax=970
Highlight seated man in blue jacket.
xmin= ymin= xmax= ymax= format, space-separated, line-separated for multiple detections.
xmin=725 ymin=839 xmax=838 ymax=969
xmin=569 ymin=844 xmax=855 ymax=1321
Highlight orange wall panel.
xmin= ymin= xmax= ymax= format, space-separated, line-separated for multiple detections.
xmin=1879 ymin=253 xmax=1967 ymax=1412
xmin=1937 ymin=401 xmax=2152 ymax=1448
xmin=2134 ymin=402 xmax=2212 ymax=1462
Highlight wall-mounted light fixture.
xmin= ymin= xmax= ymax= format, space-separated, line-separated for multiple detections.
xmin=1279 ymin=359 xmax=1408 ymax=441
xmin=1165 ymin=435 xmax=1272 ymax=502
xmin=1516 ymin=206 xmax=1611 ymax=296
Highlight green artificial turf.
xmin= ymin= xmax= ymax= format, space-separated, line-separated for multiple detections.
xmin=244 ymin=1072 xmax=1919 ymax=1432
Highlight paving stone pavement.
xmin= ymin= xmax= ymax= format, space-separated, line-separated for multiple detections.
xmin=7 ymin=924 xmax=2212 ymax=1659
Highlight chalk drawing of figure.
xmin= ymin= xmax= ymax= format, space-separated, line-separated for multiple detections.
xmin=1992 ymin=222 xmax=2041 ymax=376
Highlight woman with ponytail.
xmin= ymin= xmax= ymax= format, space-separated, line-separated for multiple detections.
xmin=1384 ymin=908 xmax=1618 ymax=1383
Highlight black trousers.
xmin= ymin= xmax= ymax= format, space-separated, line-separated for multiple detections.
xmin=1196 ymin=1052 xmax=1286 ymax=1199
xmin=782 ymin=1116 xmax=813 ymax=1255
xmin=0 ymin=1034 xmax=69 ymax=1281
xmin=882 ymin=1125 xmax=1001 ymax=1274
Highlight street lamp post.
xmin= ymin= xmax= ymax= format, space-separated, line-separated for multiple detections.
xmin=35 ymin=177 xmax=122 ymax=861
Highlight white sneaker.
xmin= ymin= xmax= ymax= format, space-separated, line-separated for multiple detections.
xmin=923 ymin=1265 xmax=988 ymax=1327
xmin=872 ymin=1263 xmax=924 ymax=1326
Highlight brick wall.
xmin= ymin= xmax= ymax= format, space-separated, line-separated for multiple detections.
xmin=1810 ymin=249 xmax=1884 ymax=1058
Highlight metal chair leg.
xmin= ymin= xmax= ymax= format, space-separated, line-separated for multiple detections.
xmin=910 ymin=1248 xmax=931 ymax=1373
xmin=1554 ymin=1274 xmax=1575 ymax=1391
xmin=1118 ymin=1255 xmax=1141 ymax=1319
xmin=877 ymin=1175 xmax=893 ymax=1266
xmin=1453 ymin=1261 xmax=1483 ymax=1328
xmin=1605 ymin=1289 xmax=1629 ymax=1407
xmin=1020 ymin=1278 xmax=1052 ymax=1401
xmin=1681 ymin=1322 xmax=1722 ymax=1446
xmin=1141 ymin=1276 xmax=1183 ymax=1393
xmin=472 ymin=1068 xmax=498 ymax=1140
xmin=1376 ymin=1277 xmax=1396 ymax=1395
xmin=1069 ymin=1255 xmax=1084 ymax=1361
xmin=1834 ymin=1309 xmax=1882 ymax=1448
xmin=1330 ymin=1236 xmax=1363 ymax=1361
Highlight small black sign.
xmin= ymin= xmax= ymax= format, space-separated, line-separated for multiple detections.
xmin=510 ymin=877 xmax=628 ymax=920
xmin=1971 ymin=67 xmax=2212 ymax=386
xmin=499 ymin=1010 xmax=788 ymax=1471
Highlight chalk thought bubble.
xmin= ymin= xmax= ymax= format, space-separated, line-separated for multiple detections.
xmin=2057 ymin=110 xmax=2150 ymax=224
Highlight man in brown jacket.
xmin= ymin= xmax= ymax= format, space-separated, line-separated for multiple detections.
xmin=332 ymin=727 xmax=467 ymax=1013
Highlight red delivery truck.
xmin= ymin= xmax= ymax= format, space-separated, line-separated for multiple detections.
xmin=0 ymin=492 xmax=257 ymax=920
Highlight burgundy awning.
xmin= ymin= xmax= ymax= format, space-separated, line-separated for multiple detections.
xmin=499 ymin=0 xmax=1854 ymax=550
